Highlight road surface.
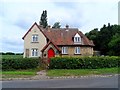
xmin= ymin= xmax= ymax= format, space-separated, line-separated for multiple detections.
xmin=2 ymin=75 xmax=119 ymax=88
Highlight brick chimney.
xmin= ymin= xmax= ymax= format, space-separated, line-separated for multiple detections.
xmin=65 ymin=24 xmax=69 ymax=31
xmin=47 ymin=25 xmax=51 ymax=32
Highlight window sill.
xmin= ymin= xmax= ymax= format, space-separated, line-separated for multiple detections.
xmin=62 ymin=53 xmax=68 ymax=55
xmin=31 ymin=42 xmax=39 ymax=43
xmin=74 ymin=42 xmax=82 ymax=44
xmin=74 ymin=53 xmax=81 ymax=55
xmin=30 ymin=56 xmax=39 ymax=57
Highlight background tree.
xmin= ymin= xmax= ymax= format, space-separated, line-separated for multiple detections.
xmin=85 ymin=23 xmax=120 ymax=56
xmin=39 ymin=10 xmax=48 ymax=28
xmin=85 ymin=28 xmax=99 ymax=50
xmin=52 ymin=22 xmax=61 ymax=28
xmin=108 ymin=33 xmax=120 ymax=56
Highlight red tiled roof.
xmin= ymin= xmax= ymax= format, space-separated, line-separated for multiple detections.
xmin=22 ymin=22 xmax=94 ymax=46
xmin=43 ymin=28 xmax=94 ymax=46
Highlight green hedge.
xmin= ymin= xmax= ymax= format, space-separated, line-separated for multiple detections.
xmin=2 ymin=58 xmax=40 ymax=71
xmin=49 ymin=56 xmax=120 ymax=69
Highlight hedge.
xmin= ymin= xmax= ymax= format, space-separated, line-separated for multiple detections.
xmin=2 ymin=58 xmax=40 ymax=71
xmin=49 ymin=56 xmax=120 ymax=69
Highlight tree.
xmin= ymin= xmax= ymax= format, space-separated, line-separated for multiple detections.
xmin=85 ymin=28 xmax=99 ymax=40
xmin=5 ymin=52 xmax=15 ymax=55
xmin=85 ymin=28 xmax=99 ymax=50
xmin=52 ymin=22 xmax=61 ymax=28
xmin=39 ymin=10 xmax=48 ymax=28
xmin=85 ymin=23 xmax=120 ymax=56
xmin=108 ymin=33 xmax=120 ymax=56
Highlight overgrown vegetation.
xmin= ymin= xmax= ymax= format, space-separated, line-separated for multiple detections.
xmin=49 ymin=56 xmax=119 ymax=69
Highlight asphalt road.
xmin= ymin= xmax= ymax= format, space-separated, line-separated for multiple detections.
xmin=2 ymin=75 xmax=119 ymax=88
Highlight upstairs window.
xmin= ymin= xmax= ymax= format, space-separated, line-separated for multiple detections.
xmin=74 ymin=47 xmax=80 ymax=54
xmin=31 ymin=48 xmax=38 ymax=56
xmin=74 ymin=33 xmax=81 ymax=44
xmin=62 ymin=47 xmax=68 ymax=54
xmin=74 ymin=37 xmax=80 ymax=42
xmin=32 ymin=34 xmax=38 ymax=42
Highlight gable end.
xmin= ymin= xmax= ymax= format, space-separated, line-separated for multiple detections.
xmin=22 ymin=22 xmax=48 ymax=40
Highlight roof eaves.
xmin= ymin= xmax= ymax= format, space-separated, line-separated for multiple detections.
xmin=22 ymin=22 xmax=37 ymax=40
xmin=41 ymin=41 xmax=61 ymax=52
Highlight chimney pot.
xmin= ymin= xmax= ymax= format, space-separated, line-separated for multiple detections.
xmin=66 ymin=24 xmax=69 ymax=29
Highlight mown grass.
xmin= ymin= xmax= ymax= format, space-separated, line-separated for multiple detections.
xmin=2 ymin=70 xmax=36 ymax=75
xmin=1 ymin=68 xmax=41 ymax=78
xmin=47 ymin=67 xmax=119 ymax=77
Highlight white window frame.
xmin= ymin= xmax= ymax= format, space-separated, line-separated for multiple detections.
xmin=74 ymin=33 xmax=81 ymax=44
xmin=31 ymin=48 xmax=38 ymax=57
xmin=74 ymin=37 xmax=81 ymax=42
xmin=62 ymin=47 xmax=68 ymax=54
xmin=74 ymin=47 xmax=80 ymax=54
xmin=32 ymin=34 xmax=38 ymax=42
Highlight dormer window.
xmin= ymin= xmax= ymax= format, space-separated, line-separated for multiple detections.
xmin=32 ymin=34 xmax=38 ymax=42
xmin=74 ymin=33 xmax=81 ymax=44
xmin=74 ymin=37 xmax=80 ymax=42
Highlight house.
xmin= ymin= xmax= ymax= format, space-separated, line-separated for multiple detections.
xmin=22 ymin=22 xmax=94 ymax=58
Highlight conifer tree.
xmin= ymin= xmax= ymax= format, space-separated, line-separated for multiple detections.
xmin=39 ymin=10 xmax=48 ymax=28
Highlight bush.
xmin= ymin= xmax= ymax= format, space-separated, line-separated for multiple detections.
xmin=2 ymin=57 xmax=40 ymax=71
xmin=5 ymin=52 xmax=15 ymax=55
xmin=49 ymin=56 xmax=120 ymax=69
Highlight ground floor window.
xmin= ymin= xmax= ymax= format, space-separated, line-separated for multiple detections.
xmin=31 ymin=48 xmax=38 ymax=56
xmin=74 ymin=47 xmax=80 ymax=54
xmin=62 ymin=47 xmax=68 ymax=54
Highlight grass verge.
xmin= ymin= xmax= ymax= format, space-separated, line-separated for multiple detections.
xmin=47 ymin=67 xmax=119 ymax=77
xmin=1 ymin=68 xmax=41 ymax=79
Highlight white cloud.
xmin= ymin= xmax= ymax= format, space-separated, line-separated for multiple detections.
xmin=76 ymin=2 xmax=118 ymax=32
xmin=0 ymin=0 xmax=119 ymax=52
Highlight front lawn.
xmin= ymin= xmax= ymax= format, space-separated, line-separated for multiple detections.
xmin=47 ymin=67 xmax=119 ymax=77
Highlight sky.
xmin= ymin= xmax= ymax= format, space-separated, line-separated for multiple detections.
xmin=0 ymin=0 xmax=119 ymax=53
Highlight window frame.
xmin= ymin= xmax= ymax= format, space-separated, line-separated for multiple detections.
xmin=32 ymin=34 xmax=38 ymax=42
xmin=74 ymin=47 xmax=80 ymax=54
xmin=31 ymin=48 xmax=38 ymax=57
xmin=62 ymin=47 xmax=68 ymax=54
xmin=74 ymin=33 xmax=81 ymax=44
xmin=74 ymin=37 xmax=81 ymax=43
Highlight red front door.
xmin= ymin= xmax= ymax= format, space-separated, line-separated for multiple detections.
xmin=48 ymin=48 xmax=55 ymax=59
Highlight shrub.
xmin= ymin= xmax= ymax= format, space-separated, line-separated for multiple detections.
xmin=49 ymin=56 xmax=120 ymax=69
xmin=5 ymin=52 xmax=15 ymax=55
xmin=2 ymin=57 xmax=40 ymax=71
